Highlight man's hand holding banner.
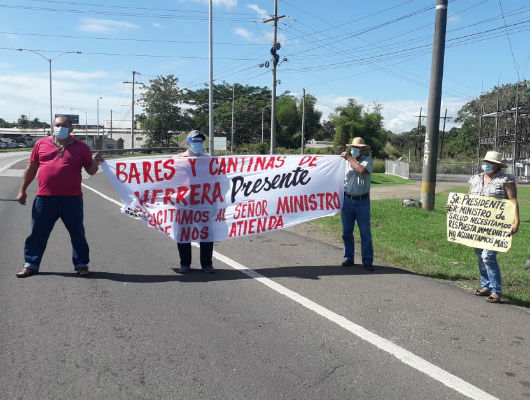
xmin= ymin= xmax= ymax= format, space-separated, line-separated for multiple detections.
xmin=102 ymin=155 xmax=346 ymax=242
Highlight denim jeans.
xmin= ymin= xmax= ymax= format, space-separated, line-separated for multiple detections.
xmin=177 ymin=242 xmax=214 ymax=267
xmin=24 ymin=196 xmax=89 ymax=271
xmin=341 ymin=197 xmax=373 ymax=265
xmin=474 ymin=248 xmax=502 ymax=295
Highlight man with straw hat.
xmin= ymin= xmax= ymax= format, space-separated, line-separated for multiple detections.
xmin=340 ymin=137 xmax=374 ymax=272
xmin=447 ymin=150 xmax=519 ymax=303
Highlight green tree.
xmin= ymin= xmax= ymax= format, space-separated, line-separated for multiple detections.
xmin=276 ymin=94 xmax=300 ymax=148
xmin=332 ymin=99 xmax=388 ymax=157
xmin=314 ymin=120 xmax=335 ymax=141
xmin=139 ymin=75 xmax=191 ymax=147
xmin=17 ymin=115 xmax=29 ymax=128
xmin=185 ymin=82 xmax=271 ymax=148
xmin=0 ymin=117 xmax=14 ymax=128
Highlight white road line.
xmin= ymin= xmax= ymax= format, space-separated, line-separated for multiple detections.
xmin=0 ymin=156 xmax=29 ymax=175
xmin=82 ymin=183 xmax=121 ymax=206
xmin=84 ymin=181 xmax=498 ymax=400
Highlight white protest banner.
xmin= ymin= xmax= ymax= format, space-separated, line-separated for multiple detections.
xmin=446 ymin=192 xmax=515 ymax=252
xmin=101 ymin=155 xmax=345 ymax=242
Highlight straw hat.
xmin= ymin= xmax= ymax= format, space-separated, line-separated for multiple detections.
xmin=483 ymin=151 xmax=507 ymax=168
xmin=347 ymin=137 xmax=370 ymax=149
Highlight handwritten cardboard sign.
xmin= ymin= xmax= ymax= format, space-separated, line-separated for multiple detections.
xmin=101 ymin=155 xmax=346 ymax=242
xmin=446 ymin=192 xmax=515 ymax=252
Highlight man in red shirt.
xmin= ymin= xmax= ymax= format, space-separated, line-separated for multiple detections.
xmin=16 ymin=115 xmax=102 ymax=278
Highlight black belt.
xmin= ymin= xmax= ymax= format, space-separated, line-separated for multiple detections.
xmin=344 ymin=192 xmax=369 ymax=200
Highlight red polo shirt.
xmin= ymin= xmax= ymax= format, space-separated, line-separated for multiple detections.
xmin=30 ymin=136 xmax=93 ymax=196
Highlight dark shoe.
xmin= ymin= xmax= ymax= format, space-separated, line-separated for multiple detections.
xmin=362 ymin=263 xmax=375 ymax=272
xmin=16 ymin=267 xmax=38 ymax=278
xmin=475 ymin=289 xmax=491 ymax=297
xmin=486 ymin=295 xmax=502 ymax=303
xmin=202 ymin=265 xmax=215 ymax=274
xmin=179 ymin=265 xmax=191 ymax=273
xmin=341 ymin=259 xmax=355 ymax=267
xmin=76 ymin=267 xmax=90 ymax=276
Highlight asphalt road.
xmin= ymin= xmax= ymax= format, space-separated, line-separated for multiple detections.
xmin=1 ymin=154 xmax=529 ymax=400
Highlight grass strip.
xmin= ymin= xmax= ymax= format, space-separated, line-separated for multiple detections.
xmin=314 ymin=185 xmax=530 ymax=307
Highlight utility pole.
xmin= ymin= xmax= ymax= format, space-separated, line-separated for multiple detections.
xmin=513 ymin=87 xmax=519 ymax=176
xmin=231 ymin=84 xmax=235 ymax=153
xmin=208 ymin=0 xmax=214 ymax=155
xmin=123 ymin=71 xmax=142 ymax=150
xmin=110 ymin=109 xmax=113 ymax=140
xmin=301 ymin=88 xmax=306 ymax=155
xmin=263 ymin=0 xmax=285 ymax=154
xmin=438 ymin=108 xmax=452 ymax=159
xmin=421 ymin=0 xmax=448 ymax=211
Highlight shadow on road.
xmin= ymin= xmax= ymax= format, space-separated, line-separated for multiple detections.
xmin=35 ymin=264 xmax=414 ymax=283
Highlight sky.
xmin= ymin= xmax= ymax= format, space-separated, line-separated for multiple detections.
xmin=0 ymin=0 xmax=529 ymax=133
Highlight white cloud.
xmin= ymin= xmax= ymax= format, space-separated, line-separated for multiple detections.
xmin=234 ymin=27 xmax=254 ymax=41
xmin=247 ymin=3 xmax=269 ymax=19
xmin=152 ymin=22 xmax=164 ymax=29
xmin=0 ymin=71 xmax=133 ymax=124
xmin=316 ymin=95 xmax=464 ymax=133
xmin=77 ymin=18 xmax=139 ymax=33
xmin=53 ymin=70 xmax=109 ymax=80
xmin=448 ymin=15 xmax=461 ymax=25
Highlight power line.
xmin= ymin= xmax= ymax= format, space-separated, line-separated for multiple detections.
xmin=0 ymin=4 xmax=258 ymax=21
xmin=1 ymin=46 xmax=262 ymax=61
xmin=0 ymin=30 xmax=268 ymax=46
xmin=26 ymin=0 xmax=256 ymax=16
xmin=498 ymin=0 xmax=521 ymax=81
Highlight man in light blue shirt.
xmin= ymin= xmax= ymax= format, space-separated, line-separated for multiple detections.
xmin=340 ymin=137 xmax=374 ymax=272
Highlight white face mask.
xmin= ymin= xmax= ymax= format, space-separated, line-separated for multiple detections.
xmin=350 ymin=147 xmax=360 ymax=157
xmin=54 ymin=126 xmax=70 ymax=140
xmin=190 ymin=142 xmax=205 ymax=154
xmin=481 ymin=163 xmax=494 ymax=174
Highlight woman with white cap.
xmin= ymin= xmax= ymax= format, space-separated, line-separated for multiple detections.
xmin=451 ymin=151 xmax=520 ymax=303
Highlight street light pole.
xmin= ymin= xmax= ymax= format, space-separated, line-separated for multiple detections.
xmin=48 ymin=59 xmax=52 ymax=131
xmin=16 ymin=49 xmax=81 ymax=130
xmin=97 ymin=97 xmax=102 ymax=150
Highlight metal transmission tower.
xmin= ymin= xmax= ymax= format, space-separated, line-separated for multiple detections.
xmin=439 ymin=108 xmax=452 ymax=159
xmin=262 ymin=0 xmax=286 ymax=154
xmin=478 ymin=89 xmax=530 ymax=178
xmin=123 ymin=71 xmax=143 ymax=149
xmin=413 ymin=108 xmax=427 ymax=159
xmin=421 ymin=0 xmax=448 ymax=211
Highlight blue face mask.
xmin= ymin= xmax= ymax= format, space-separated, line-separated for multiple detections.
xmin=54 ymin=126 xmax=70 ymax=140
xmin=190 ymin=142 xmax=205 ymax=154
xmin=350 ymin=147 xmax=360 ymax=157
xmin=481 ymin=163 xmax=494 ymax=174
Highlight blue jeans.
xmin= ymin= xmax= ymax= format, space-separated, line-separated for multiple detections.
xmin=474 ymin=248 xmax=502 ymax=295
xmin=341 ymin=197 xmax=373 ymax=265
xmin=24 ymin=196 xmax=89 ymax=271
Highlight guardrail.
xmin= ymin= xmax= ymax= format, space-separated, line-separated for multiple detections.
xmin=97 ymin=147 xmax=186 ymax=156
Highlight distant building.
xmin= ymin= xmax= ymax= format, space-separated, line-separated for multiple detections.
xmin=305 ymin=139 xmax=333 ymax=149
